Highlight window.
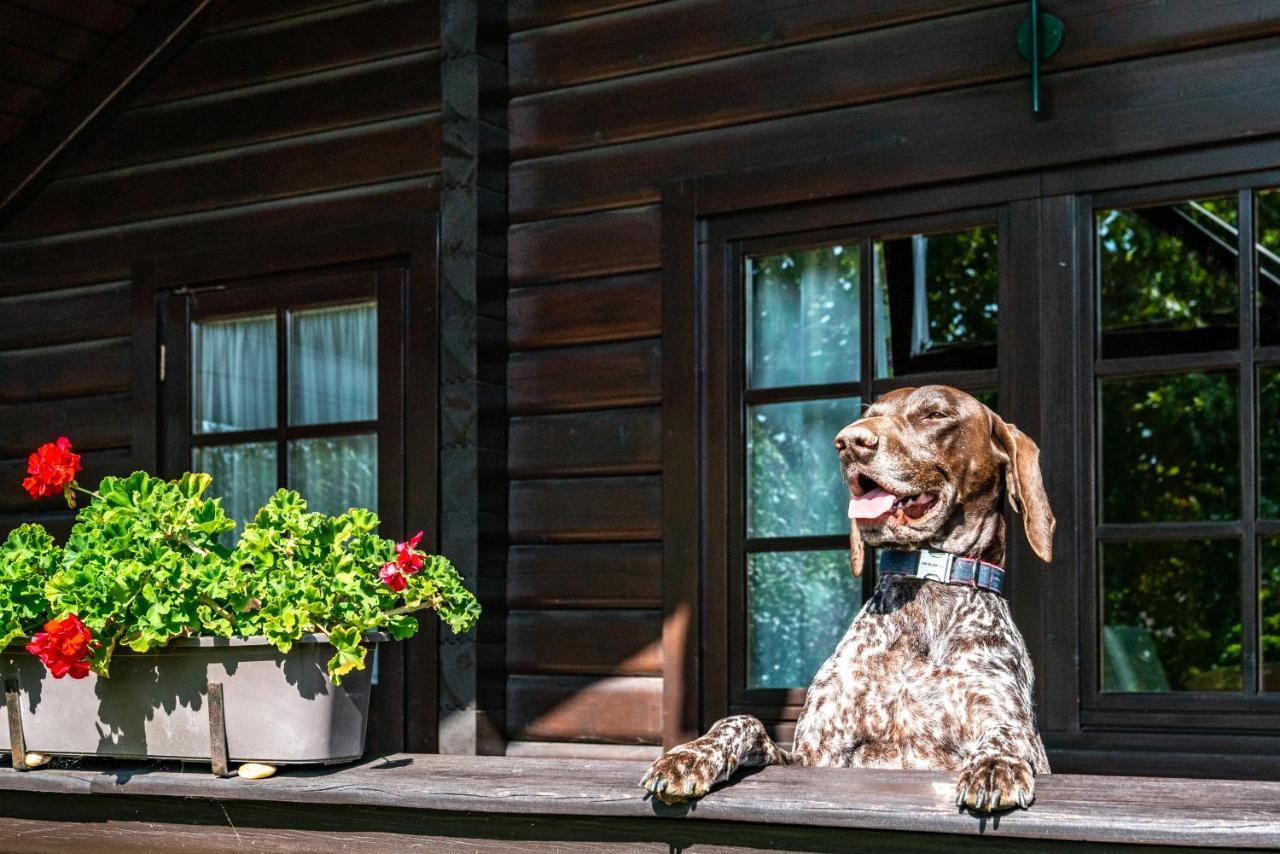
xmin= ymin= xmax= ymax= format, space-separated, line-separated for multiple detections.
xmin=1089 ymin=186 xmax=1280 ymax=705
xmin=725 ymin=211 xmax=1004 ymax=714
xmin=160 ymin=267 xmax=403 ymax=547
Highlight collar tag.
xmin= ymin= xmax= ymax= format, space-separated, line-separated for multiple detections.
xmin=914 ymin=549 xmax=954 ymax=583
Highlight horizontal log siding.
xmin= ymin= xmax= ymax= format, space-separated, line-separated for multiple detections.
xmin=0 ymin=0 xmax=441 ymax=545
xmin=504 ymin=0 xmax=1280 ymax=754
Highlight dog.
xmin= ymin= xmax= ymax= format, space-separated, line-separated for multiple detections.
xmin=641 ymin=385 xmax=1055 ymax=813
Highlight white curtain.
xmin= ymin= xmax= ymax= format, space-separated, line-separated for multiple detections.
xmin=194 ymin=443 xmax=276 ymax=541
xmin=289 ymin=302 xmax=377 ymax=425
xmin=192 ymin=314 xmax=277 ymax=434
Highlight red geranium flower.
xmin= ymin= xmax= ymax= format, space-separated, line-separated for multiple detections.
xmin=22 ymin=437 xmax=81 ymax=505
xmin=395 ymin=530 xmax=425 ymax=575
xmin=26 ymin=614 xmax=94 ymax=679
xmin=379 ymin=561 xmax=407 ymax=592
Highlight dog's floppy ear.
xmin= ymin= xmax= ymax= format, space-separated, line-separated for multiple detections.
xmin=849 ymin=519 xmax=864 ymax=578
xmin=990 ymin=413 xmax=1055 ymax=563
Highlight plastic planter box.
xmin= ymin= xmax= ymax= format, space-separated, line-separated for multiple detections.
xmin=0 ymin=634 xmax=381 ymax=765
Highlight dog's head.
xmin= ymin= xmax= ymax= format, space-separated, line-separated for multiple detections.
xmin=835 ymin=385 xmax=1054 ymax=578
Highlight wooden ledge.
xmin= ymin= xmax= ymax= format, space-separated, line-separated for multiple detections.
xmin=0 ymin=754 xmax=1277 ymax=851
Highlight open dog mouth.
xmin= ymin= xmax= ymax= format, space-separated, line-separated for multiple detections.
xmin=849 ymin=472 xmax=938 ymax=525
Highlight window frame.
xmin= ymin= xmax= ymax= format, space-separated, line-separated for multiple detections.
xmin=131 ymin=214 xmax=440 ymax=753
xmin=1078 ymin=176 xmax=1280 ymax=730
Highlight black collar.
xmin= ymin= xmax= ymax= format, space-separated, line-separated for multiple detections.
xmin=877 ymin=549 xmax=1006 ymax=595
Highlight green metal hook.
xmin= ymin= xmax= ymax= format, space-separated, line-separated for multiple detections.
xmin=1017 ymin=0 xmax=1064 ymax=115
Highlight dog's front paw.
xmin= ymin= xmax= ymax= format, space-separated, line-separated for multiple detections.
xmin=640 ymin=744 xmax=729 ymax=805
xmin=955 ymin=754 xmax=1035 ymax=812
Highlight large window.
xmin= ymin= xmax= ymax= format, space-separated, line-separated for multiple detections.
xmin=729 ymin=213 xmax=1003 ymax=713
xmin=1089 ymin=186 xmax=1280 ymax=706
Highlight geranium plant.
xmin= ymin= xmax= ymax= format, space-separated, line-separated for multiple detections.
xmin=2 ymin=438 xmax=479 ymax=683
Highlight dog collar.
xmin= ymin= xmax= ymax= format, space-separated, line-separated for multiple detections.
xmin=877 ymin=549 xmax=1006 ymax=595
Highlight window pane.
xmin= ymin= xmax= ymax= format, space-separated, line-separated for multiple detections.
xmin=1257 ymin=190 xmax=1280 ymax=347
xmin=1101 ymin=539 xmax=1241 ymax=693
xmin=747 ymin=247 xmax=859 ymax=389
xmin=1097 ymin=198 xmax=1238 ymax=358
xmin=874 ymin=225 xmax=998 ymax=377
xmin=1262 ymin=366 xmax=1280 ymax=519
xmin=192 ymin=314 xmax=276 ymax=434
xmin=747 ymin=397 xmax=859 ymax=538
xmin=1099 ymin=372 xmax=1239 ymax=523
xmin=1263 ymin=538 xmax=1280 ymax=692
xmin=747 ymin=550 xmax=859 ymax=689
xmin=289 ymin=433 xmax=378 ymax=517
xmin=289 ymin=302 xmax=377 ymax=426
xmin=194 ymin=442 xmax=276 ymax=544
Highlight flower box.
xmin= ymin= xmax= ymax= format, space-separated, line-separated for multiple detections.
xmin=2 ymin=633 xmax=383 ymax=765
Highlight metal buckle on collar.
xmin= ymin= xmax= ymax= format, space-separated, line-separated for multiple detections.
xmin=914 ymin=550 xmax=955 ymax=583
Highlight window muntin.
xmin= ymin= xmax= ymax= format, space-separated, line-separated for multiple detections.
xmin=1256 ymin=190 xmax=1280 ymax=347
xmin=1093 ymin=189 xmax=1280 ymax=699
xmin=188 ymin=298 xmax=378 ymax=541
xmin=740 ymin=220 xmax=999 ymax=694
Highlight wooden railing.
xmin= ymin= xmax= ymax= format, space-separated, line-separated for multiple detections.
xmin=0 ymin=754 xmax=1275 ymax=851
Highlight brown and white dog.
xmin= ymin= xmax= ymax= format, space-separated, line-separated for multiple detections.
xmin=641 ymin=385 xmax=1055 ymax=813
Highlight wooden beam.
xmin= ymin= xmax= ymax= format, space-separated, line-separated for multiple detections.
xmin=0 ymin=0 xmax=218 ymax=225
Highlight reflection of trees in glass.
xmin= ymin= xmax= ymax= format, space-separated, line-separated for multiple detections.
xmin=748 ymin=551 xmax=858 ymax=689
xmin=289 ymin=434 xmax=378 ymax=518
xmin=1100 ymin=372 xmax=1239 ymax=523
xmin=1262 ymin=539 xmax=1280 ymax=691
xmin=1256 ymin=191 xmax=1280 ymax=346
xmin=1262 ymin=367 xmax=1280 ymax=520
xmin=750 ymin=248 xmax=859 ymax=388
xmin=1097 ymin=199 xmax=1238 ymax=343
xmin=1103 ymin=539 xmax=1241 ymax=692
xmin=748 ymin=398 xmax=858 ymax=538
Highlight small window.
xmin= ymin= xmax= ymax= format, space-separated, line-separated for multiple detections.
xmin=738 ymin=218 xmax=1001 ymax=696
xmin=1093 ymin=189 xmax=1278 ymax=698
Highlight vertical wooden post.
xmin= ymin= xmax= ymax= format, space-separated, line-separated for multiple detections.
xmin=207 ymin=682 xmax=232 ymax=778
xmin=5 ymin=676 xmax=29 ymax=771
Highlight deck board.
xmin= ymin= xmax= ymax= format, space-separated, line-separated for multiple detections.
xmin=0 ymin=754 xmax=1276 ymax=849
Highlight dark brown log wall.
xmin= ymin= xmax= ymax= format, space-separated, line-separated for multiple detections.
xmin=0 ymin=0 xmax=441 ymax=538
xmin=503 ymin=0 xmax=1280 ymax=754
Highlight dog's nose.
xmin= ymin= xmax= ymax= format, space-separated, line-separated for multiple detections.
xmin=835 ymin=425 xmax=879 ymax=456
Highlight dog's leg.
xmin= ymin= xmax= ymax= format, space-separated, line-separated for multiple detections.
xmin=640 ymin=715 xmax=788 ymax=805
xmin=955 ymin=722 xmax=1044 ymax=812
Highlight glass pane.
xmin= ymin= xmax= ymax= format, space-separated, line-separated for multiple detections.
xmin=289 ymin=433 xmax=378 ymax=517
xmin=1257 ymin=190 xmax=1280 ymax=347
xmin=1099 ymin=372 xmax=1239 ymax=523
xmin=747 ymin=397 xmax=859 ymax=538
xmin=873 ymin=225 xmax=998 ymax=377
xmin=1262 ymin=366 xmax=1280 ymax=519
xmin=289 ymin=302 xmax=377 ymax=426
xmin=1097 ymin=197 xmax=1239 ymax=358
xmin=192 ymin=314 xmax=276 ymax=434
xmin=1101 ymin=539 xmax=1241 ymax=693
xmin=747 ymin=550 xmax=859 ymax=689
xmin=747 ymin=246 xmax=859 ymax=389
xmin=193 ymin=442 xmax=276 ymax=544
xmin=1263 ymin=538 xmax=1280 ymax=691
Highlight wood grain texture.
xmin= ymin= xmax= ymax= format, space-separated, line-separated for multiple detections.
xmin=510 ymin=0 xmax=1280 ymax=159
xmin=135 ymin=0 xmax=439 ymax=106
xmin=7 ymin=115 xmax=439 ymax=237
xmin=204 ymin=0 xmax=370 ymax=34
xmin=509 ymin=205 xmax=660 ymax=286
xmin=508 ymin=339 xmax=661 ymax=415
xmin=509 ymin=475 xmax=662 ymax=543
xmin=6 ymin=0 xmax=135 ymax=35
xmin=0 ymin=337 xmax=130 ymax=404
xmin=507 ymin=0 xmax=666 ymax=33
xmin=504 ymin=740 xmax=662 ymax=760
xmin=65 ymin=51 xmax=442 ymax=176
xmin=507 ymin=609 xmax=663 ymax=676
xmin=511 ymin=37 xmax=1280 ymax=221
xmin=508 ymin=542 xmax=664 ymax=609
xmin=0 ymin=281 xmax=131 ymax=350
xmin=0 ymin=42 xmax=78 ymax=90
xmin=0 ymin=446 xmax=132 ymax=512
xmin=509 ymin=272 xmax=661 ymax=350
xmin=507 ymin=675 xmax=664 ymax=743
xmin=0 ymin=4 xmax=107 ymax=63
xmin=0 ymin=393 xmax=132 ymax=458
xmin=509 ymin=408 xmax=661 ymax=479
xmin=509 ymin=0 xmax=1010 ymax=95
xmin=0 ymin=756 xmax=1276 ymax=848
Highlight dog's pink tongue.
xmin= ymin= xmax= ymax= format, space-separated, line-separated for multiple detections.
xmin=848 ymin=488 xmax=897 ymax=519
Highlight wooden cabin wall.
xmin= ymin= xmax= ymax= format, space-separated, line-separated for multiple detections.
xmin=502 ymin=0 xmax=1280 ymax=755
xmin=0 ymin=0 xmax=442 ymax=539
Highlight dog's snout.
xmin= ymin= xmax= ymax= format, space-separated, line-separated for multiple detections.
xmin=835 ymin=424 xmax=879 ymax=459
